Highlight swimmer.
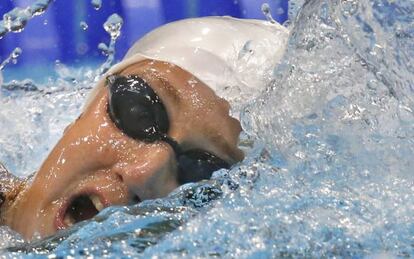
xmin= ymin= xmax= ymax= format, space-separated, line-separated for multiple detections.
xmin=0 ymin=17 xmax=288 ymax=239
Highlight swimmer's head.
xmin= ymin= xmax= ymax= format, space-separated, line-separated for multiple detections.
xmin=1 ymin=17 xmax=288 ymax=239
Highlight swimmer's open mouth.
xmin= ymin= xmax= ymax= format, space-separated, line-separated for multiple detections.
xmin=58 ymin=193 xmax=107 ymax=229
xmin=64 ymin=194 xmax=103 ymax=226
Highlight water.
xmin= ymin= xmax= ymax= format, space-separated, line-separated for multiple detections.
xmin=98 ymin=13 xmax=124 ymax=74
xmin=91 ymin=0 xmax=103 ymax=11
xmin=80 ymin=21 xmax=88 ymax=31
xmin=0 ymin=0 xmax=52 ymax=39
xmin=0 ymin=47 xmax=22 ymax=86
xmin=0 ymin=48 xmax=22 ymax=71
xmin=1 ymin=0 xmax=414 ymax=257
xmin=261 ymin=3 xmax=277 ymax=24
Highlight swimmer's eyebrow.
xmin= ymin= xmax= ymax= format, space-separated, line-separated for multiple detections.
xmin=116 ymin=70 xmax=182 ymax=105
xmin=155 ymin=76 xmax=182 ymax=104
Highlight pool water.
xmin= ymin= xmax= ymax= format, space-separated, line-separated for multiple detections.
xmin=1 ymin=0 xmax=414 ymax=257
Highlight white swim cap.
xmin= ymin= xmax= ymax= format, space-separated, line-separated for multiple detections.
xmin=106 ymin=16 xmax=289 ymax=104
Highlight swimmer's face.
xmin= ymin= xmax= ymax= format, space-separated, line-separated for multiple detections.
xmin=4 ymin=59 xmax=243 ymax=239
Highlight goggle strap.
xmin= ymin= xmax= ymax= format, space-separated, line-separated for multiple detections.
xmin=159 ymin=134 xmax=182 ymax=157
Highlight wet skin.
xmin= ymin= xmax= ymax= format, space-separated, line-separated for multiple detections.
xmin=1 ymin=59 xmax=243 ymax=240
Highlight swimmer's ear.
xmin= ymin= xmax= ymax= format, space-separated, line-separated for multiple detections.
xmin=0 ymin=163 xmax=25 ymax=211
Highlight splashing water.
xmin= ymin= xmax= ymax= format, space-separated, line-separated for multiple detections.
xmin=98 ymin=13 xmax=123 ymax=75
xmin=288 ymin=0 xmax=306 ymax=20
xmin=0 ymin=48 xmax=22 ymax=71
xmin=261 ymin=3 xmax=277 ymax=24
xmin=0 ymin=47 xmax=22 ymax=107
xmin=1 ymin=0 xmax=414 ymax=257
xmin=0 ymin=71 xmax=96 ymax=177
xmin=0 ymin=0 xmax=52 ymax=39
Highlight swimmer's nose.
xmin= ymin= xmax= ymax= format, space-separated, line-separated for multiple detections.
xmin=112 ymin=143 xmax=178 ymax=200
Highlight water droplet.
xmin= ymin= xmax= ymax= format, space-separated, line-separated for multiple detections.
xmin=12 ymin=48 xmax=22 ymax=59
xmin=80 ymin=21 xmax=88 ymax=31
xmin=91 ymin=0 xmax=102 ymax=10
xmin=96 ymin=14 xmax=123 ymax=74
xmin=103 ymin=13 xmax=123 ymax=40
xmin=0 ymin=47 xmax=22 ymax=70
xmin=261 ymin=3 xmax=276 ymax=24
xmin=98 ymin=42 xmax=109 ymax=55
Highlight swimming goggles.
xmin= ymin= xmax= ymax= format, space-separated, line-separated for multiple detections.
xmin=106 ymin=74 xmax=230 ymax=184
